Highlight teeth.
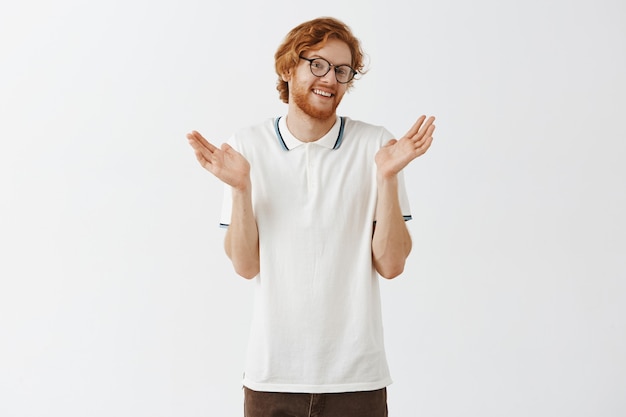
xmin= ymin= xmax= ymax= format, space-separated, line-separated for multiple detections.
xmin=313 ymin=89 xmax=332 ymax=97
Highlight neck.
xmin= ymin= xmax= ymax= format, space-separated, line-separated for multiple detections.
xmin=285 ymin=104 xmax=337 ymax=143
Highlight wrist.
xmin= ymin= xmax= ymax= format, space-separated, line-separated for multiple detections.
xmin=232 ymin=177 xmax=252 ymax=193
xmin=376 ymin=170 xmax=399 ymax=186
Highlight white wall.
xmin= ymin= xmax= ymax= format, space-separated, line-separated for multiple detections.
xmin=1 ymin=0 xmax=624 ymax=416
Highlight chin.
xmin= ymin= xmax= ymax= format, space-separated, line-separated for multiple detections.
xmin=290 ymin=81 xmax=344 ymax=120
xmin=297 ymin=97 xmax=340 ymax=120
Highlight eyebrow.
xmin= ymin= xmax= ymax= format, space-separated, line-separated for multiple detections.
xmin=307 ymin=54 xmax=353 ymax=67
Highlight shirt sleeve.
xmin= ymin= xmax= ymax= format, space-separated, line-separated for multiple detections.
xmin=219 ymin=183 xmax=232 ymax=228
xmin=218 ymin=135 xmax=237 ymax=228
xmin=375 ymin=127 xmax=412 ymax=222
xmin=398 ymin=169 xmax=412 ymax=221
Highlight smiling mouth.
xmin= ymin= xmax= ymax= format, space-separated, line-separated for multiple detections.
xmin=313 ymin=89 xmax=333 ymax=98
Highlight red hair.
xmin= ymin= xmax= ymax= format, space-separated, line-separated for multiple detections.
xmin=274 ymin=17 xmax=366 ymax=103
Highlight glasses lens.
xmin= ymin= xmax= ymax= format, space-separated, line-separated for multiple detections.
xmin=306 ymin=58 xmax=355 ymax=83
xmin=335 ymin=65 xmax=354 ymax=83
xmin=310 ymin=59 xmax=330 ymax=77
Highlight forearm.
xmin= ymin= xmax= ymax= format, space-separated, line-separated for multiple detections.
xmin=224 ymin=182 xmax=260 ymax=279
xmin=372 ymin=174 xmax=412 ymax=279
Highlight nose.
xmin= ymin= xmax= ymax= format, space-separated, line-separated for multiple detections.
xmin=321 ymin=68 xmax=337 ymax=84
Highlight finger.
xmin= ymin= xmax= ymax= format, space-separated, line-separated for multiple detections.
xmin=221 ymin=143 xmax=242 ymax=160
xmin=403 ymin=115 xmax=426 ymax=139
xmin=415 ymin=134 xmax=434 ymax=156
xmin=414 ymin=116 xmax=436 ymax=140
xmin=193 ymin=149 xmax=213 ymax=169
xmin=187 ymin=138 xmax=216 ymax=160
xmin=189 ymin=133 xmax=223 ymax=165
xmin=187 ymin=130 xmax=219 ymax=153
xmin=221 ymin=143 xmax=235 ymax=152
xmin=187 ymin=131 xmax=217 ymax=151
xmin=414 ymin=124 xmax=436 ymax=148
xmin=411 ymin=120 xmax=436 ymax=145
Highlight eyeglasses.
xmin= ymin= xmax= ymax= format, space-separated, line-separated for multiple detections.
xmin=299 ymin=56 xmax=356 ymax=84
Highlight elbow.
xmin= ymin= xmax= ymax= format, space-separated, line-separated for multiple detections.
xmin=224 ymin=237 xmax=259 ymax=279
xmin=372 ymin=233 xmax=412 ymax=280
xmin=377 ymin=264 xmax=405 ymax=280
xmin=235 ymin=266 xmax=259 ymax=280
xmin=374 ymin=258 xmax=406 ymax=279
xmin=373 ymin=246 xmax=410 ymax=279
xmin=231 ymin=258 xmax=260 ymax=280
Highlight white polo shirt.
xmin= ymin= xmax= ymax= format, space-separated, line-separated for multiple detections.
xmin=220 ymin=116 xmax=411 ymax=393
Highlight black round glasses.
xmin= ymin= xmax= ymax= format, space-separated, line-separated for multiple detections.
xmin=299 ymin=56 xmax=357 ymax=84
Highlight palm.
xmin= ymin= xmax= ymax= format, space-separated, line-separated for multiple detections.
xmin=186 ymin=130 xmax=250 ymax=190
xmin=375 ymin=115 xmax=436 ymax=178
xmin=205 ymin=146 xmax=250 ymax=188
xmin=375 ymin=138 xmax=420 ymax=176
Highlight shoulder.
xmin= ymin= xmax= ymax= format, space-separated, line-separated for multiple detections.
xmin=341 ymin=117 xmax=394 ymax=145
xmin=229 ymin=118 xmax=277 ymax=149
xmin=232 ymin=118 xmax=275 ymax=139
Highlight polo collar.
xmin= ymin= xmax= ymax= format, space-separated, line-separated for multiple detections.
xmin=274 ymin=116 xmax=345 ymax=151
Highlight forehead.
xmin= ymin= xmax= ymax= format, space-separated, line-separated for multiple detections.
xmin=307 ymin=38 xmax=352 ymax=65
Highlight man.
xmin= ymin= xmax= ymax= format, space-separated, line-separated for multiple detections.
xmin=187 ymin=17 xmax=435 ymax=417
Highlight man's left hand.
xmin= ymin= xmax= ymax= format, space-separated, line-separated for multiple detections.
xmin=375 ymin=115 xmax=436 ymax=179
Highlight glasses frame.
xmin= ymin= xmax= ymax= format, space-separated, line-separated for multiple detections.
xmin=299 ymin=56 xmax=357 ymax=84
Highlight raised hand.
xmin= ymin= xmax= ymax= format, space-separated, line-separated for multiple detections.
xmin=375 ymin=115 xmax=435 ymax=179
xmin=186 ymin=130 xmax=251 ymax=190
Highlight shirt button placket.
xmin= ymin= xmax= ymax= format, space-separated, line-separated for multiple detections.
xmin=305 ymin=144 xmax=316 ymax=193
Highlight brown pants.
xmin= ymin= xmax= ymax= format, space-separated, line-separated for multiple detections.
xmin=243 ymin=386 xmax=388 ymax=417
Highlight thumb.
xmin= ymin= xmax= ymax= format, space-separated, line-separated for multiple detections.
xmin=384 ymin=139 xmax=398 ymax=147
xmin=221 ymin=143 xmax=233 ymax=151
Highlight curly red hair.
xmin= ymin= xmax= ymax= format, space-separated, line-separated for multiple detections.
xmin=274 ymin=17 xmax=367 ymax=103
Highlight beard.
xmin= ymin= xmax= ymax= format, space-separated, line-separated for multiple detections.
xmin=290 ymin=82 xmax=343 ymax=121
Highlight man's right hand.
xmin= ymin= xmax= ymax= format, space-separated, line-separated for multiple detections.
xmin=186 ymin=131 xmax=251 ymax=191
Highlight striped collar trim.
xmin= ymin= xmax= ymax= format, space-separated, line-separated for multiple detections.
xmin=274 ymin=116 xmax=345 ymax=151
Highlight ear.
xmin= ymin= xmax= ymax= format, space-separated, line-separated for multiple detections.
xmin=281 ymin=69 xmax=291 ymax=82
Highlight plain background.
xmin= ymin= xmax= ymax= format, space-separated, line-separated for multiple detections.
xmin=1 ymin=0 xmax=625 ymax=415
